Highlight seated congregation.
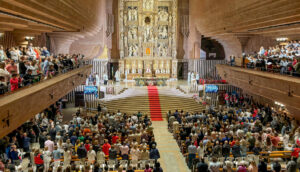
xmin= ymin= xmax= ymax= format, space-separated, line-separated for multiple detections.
xmin=0 ymin=44 xmax=85 ymax=94
xmin=243 ymin=40 xmax=300 ymax=76
xmin=0 ymin=102 xmax=163 ymax=172
xmin=168 ymin=92 xmax=300 ymax=172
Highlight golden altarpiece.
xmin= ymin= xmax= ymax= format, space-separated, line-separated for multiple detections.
xmin=118 ymin=0 xmax=178 ymax=80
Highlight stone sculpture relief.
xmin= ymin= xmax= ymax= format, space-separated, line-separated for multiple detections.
xmin=143 ymin=0 xmax=154 ymax=10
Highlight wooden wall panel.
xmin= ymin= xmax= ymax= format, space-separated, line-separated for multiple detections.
xmin=0 ymin=65 xmax=92 ymax=138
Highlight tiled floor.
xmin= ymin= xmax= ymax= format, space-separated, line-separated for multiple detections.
xmin=152 ymin=120 xmax=190 ymax=172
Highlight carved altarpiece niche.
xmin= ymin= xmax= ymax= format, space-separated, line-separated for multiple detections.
xmin=118 ymin=0 xmax=178 ymax=79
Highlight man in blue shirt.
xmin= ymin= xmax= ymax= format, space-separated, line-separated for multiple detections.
xmin=41 ymin=47 xmax=50 ymax=57
xmin=52 ymin=146 xmax=61 ymax=171
xmin=23 ymin=133 xmax=31 ymax=152
xmin=9 ymin=145 xmax=19 ymax=162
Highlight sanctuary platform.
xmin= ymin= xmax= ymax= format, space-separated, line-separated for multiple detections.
xmin=134 ymin=77 xmax=168 ymax=86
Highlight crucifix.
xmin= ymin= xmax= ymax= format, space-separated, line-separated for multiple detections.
xmin=2 ymin=110 xmax=12 ymax=128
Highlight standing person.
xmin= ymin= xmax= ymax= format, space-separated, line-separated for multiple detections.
xmin=102 ymin=139 xmax=111 ymax=156
xmin=149 ymin=145 xmax=160 ymax=162
xmin=77 ymin=142 xmax=87 ymax=165
xmin=10 ymin=47 xmax=20 ymax=61
xmin=43 ymin=147 xmax=52 ymax=172
xmin=196 ymin=73 xmax=199 ymax=84
xmin=0 ymin=62 xmax=10 ymax=82
xmin=97 ymin=104 xmax=101 ymax=115
xmin=96 ymin=149 xmax=106 ymax=164
xmin=120 ymin=142 xmax=129 ymax=160
xmin=144 ymin=164 xmax=152 ymax=172
xmin=23 ymin=69 xmax=34 ymax=86
xmin=34 ymin=150 xmax=44 ymax=170
xmin=187 ymin=71 xmax=191 ymax=84
xmin=103 ymin=73 xmax=108 ymax=85
xmin=153 ymin=162 xmax=163 ymax=172
xmin=63 ymin=148 xmax=72 ymax=170
xmin=222 ymin=141 xmax=231 ymax=160
xmin=140 ymin=147 xmax=150 ymax=160
xmin=197 ymin=158 xmax=208 ymax=172
xmin=258 ymin=159 xmax=268 ymax=172
xmin=208 ymin=157 xmax=220 ymax=172
xmin=23 ymin=133 xmax=31 ymax=152
xmin=18 ymin=56 xmax=27 ymax=78
xmin=39 ymin=132 xmax=46 ymax=149
xmin=187 ymin=143 xmax=197 ymax=169
xmin=44 ymin=136 xmax=54 ymax=152
xmin=271 ymin=161 xmax=281 ymax=172
xmin=10 ymin=73 xmax=20 ymax=91
xmin=108 ymin=145 xmax=118 ymax=161
xmin=286 ymin=158 xmax=297 ymax=172
xmin=6 ymin=60 xmax=18 ymax=74
xmin=0 ymin=45 xmax=7 ymax=61
xmin=130 ymin=145 xmax=140 ymax=162
xmin=43 ymin=57 xmax=49 ymax=75
xmin=41 ymin=47 xmax=50 ymax=57
xmin=52 ymin=146 xmax=61 ymax=171
xmin=87 ymin=146 xmax=96 ymax=165
xmin=231 ymin=141 xmax=241 ymax=158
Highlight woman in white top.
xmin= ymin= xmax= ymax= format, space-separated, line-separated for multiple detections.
xmin=87 ymin=146 xmax=96 ymax=165
xmin=96 ymin=149 xmax=106 ymax=163
xmin=27 ymin=60 xmax=39 ymax=76
xmin=10 ymin=47 xmax=19 ymax=61
xmin=0 ymin=45 xmax=7 ymax=61
xmin=130 ymin=145 xmax=140 ymax=161
xmin=0 ymin=62 xmax=9 ymax=82
xmin=197 ymin=142 xmax=205 ymax=159
xmin=63 ymin=148 xmax=72 ymax=169
xmin=43 ymin=147 xmax=52 ymax=172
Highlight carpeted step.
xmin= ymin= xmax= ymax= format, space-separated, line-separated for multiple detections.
xmin=147 ymin=86 xmax=163 ymax=121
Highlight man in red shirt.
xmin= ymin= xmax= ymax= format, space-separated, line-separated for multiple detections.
xmin=111 ymin=133 xmax=119 ymax=144
xmin=102 ymin=139 xmax=111 ymax=155
xmin=271 ymin=133 xmax=280 ymax=147
xmin=291 ymin=146 xmax=300 ymax=158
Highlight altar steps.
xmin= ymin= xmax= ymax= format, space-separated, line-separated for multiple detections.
xmin=100 ymin=95 xmax=204 ymax=118
xmin=147 ymin=86 xmax=163 ymax=121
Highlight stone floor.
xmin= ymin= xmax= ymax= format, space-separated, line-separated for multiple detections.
xmin=152 ymin=120 xmax=190 ymax=172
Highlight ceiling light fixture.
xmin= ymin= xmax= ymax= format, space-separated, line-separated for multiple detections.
xmin=25 ymin=36 xmax=34 ymax=41
xmin=276 ymin=37 xmax=288 ymax=42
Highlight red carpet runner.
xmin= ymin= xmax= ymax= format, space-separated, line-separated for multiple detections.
xmin=147 ymin=86 xmax=163 ymax=121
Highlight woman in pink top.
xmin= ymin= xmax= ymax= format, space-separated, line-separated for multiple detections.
xmin=144 ymin=164 xmax=152 ymax=172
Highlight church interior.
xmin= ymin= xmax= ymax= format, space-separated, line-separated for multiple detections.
xmin=0 ymin=0 xmax=300 ymax=171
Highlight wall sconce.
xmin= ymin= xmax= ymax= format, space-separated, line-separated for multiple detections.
xmin=25 ymin=36 xmax=34 ymax=41
xmin=0 ymin=33 xmax=4 ymax=37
